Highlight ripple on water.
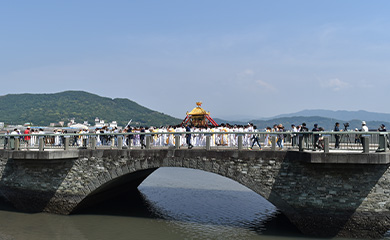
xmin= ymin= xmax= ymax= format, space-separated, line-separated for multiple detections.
xmin=138 ymin=167 xmax=281 ymax=238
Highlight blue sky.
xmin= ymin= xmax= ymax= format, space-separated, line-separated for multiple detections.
xmin=1 ymin=1 xmax=390 ymax=120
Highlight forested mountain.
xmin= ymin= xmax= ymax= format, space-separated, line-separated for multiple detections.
xmin=0 ymin=91 xmax=180 ymax=127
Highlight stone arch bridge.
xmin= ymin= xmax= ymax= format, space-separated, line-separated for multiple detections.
xmin=1 ymin=148 xmax=390 ymax=238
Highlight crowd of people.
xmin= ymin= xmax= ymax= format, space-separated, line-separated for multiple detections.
xmin=3 ymin=120 xmax=387 ymax=150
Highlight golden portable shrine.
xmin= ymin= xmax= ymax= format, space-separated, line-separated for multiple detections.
xmin=181 ymin=102 xmax=218 ymax=127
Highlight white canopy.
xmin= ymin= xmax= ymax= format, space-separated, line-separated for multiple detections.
xmin=68 ymin=123 xmax=88 ymax=129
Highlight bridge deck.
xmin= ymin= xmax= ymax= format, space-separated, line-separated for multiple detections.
xmin=5 ymin=148 xmax=390 ymax=164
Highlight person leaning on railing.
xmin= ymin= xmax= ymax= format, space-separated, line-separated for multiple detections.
xmin=377 ymin=124 xmax=390 ymax=148
xmin=360 ymin=121 xmax=369 ymax=147
xmin=378 ymin=124 xmax=387 ymax=132
xmin=312 ymin=124 xmax=320 ymax=151
xmin=334 ymin=122 xmax=341 ymax=149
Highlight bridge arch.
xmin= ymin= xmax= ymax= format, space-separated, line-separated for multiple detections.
xmin=65 ymin=149 xmax=297 ymax=225
xmin=71 ymin=164 xmax=294 ymax=218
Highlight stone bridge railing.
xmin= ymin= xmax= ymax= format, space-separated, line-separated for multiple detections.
xmin=1 ymin=131 xmax=389 ymax=153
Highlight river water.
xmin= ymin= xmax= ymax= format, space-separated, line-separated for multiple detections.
xmin=0 ymin=167 xmax=350 ymax=240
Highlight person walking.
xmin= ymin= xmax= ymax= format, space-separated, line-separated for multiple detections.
xmin=291 ymin=124 xmax=298 ymax=147
xmin=185 ymin=125 xmax=193 ymax=149
xmin=277 ymin=124 xmax=284 ymax=149
xmin=24 ymin=127 xmax=31 ymax=148
xmin=140 ymin=126 xmax=147 ymax=149
xmin=249 ymin=126 xmax=262 ymax=150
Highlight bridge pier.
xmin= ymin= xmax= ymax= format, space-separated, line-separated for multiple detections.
xmin=1 ymin=149 xmax=390 ymax=238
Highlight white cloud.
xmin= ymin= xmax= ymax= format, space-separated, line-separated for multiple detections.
xmin=320 ymin=78 xmax=348 ymax=91
xmin=237 ymin=69 xmax=255 ymax=78
xmin=255 ymin=79 xmax=276 ymax=91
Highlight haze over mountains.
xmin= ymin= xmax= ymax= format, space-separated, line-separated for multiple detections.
xmin=272 ymin=110 xmax=390 ymax=123
xmin=216 ymin=110 xmax=390 ymax=131
xmin=0 ymin=91 xmax=388 ymax=130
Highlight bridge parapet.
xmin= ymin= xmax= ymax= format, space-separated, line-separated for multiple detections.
xmin=0 ymin=131 xmax=388 ymax=153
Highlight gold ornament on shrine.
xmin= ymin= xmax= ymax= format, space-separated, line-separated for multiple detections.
xmin=182 ymin=102 xmax=218 ymax=127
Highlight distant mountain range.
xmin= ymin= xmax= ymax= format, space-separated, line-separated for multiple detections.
xmin=215 ymin=110 xmax=390 ymax=131
xmin=0 ymin=91 xmax=388 ymax=131
xmin=272 ymin=109 xmax=390 ymax=122
xmin=0 ymin=91 xmax=181 ymax=127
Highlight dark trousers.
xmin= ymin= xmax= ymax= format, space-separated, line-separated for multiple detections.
xmin=335 ymin=135 xmax=340 ymax=149
xmin=313 ymin=135 xmax=320 ymax=149
xmin=251 ymin=137 xmax=261 ymax=148
xmin=140 ymin=137 xmax=146 ymax=149
xmin=186 ymin=135 xmax=193 ymax=148
xmin=291 ymin=136 xmax=297 ymax=146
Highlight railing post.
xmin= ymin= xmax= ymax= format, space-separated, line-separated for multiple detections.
xmin=14 ymin=137 xmax=20 ymax=150
xmin=39 ymin=137 xmax=44 ymax=151
xmin=111 ymin=136 xmax=115 ymax=148
xmin=175 ymin=135 xmax=180 ymax=149
xmin=206 ymin=135 xmax=211 ymax=150
xmin=286 ymin=134 xmax=291 ymax=144
xmin=238 ymin=135 xmax=243 ymax=150
xmin=271 ymin=136 xmax=276 ymax=151
xmin=323 ymin=136 xmax=329 ymax=153
xmin=82 ymin=138 xmax=87 ymax=148
xmin=362 ymin=136 xmax=370 ymax=153
xmin=312 ymin=133 xmax=316 ymax=150
xmin=118 ymin=135 xmax=123 ymax=149
xmin=377 ymin=133 xmax=387 ymax=152
xmin=9 ymin=137 xmax=15 ymax=150
xmin=89 ymin=136 xmax=96 ymax=149
xmin=146 ymin=135 xmax=151 ymax=149
xmin=64 ymin=136 xmax=70 ymax=150
xmin=128 ymin=136 xmax=132 ymax=148
xmin=299 ymin=135 xmax=304 ymax=152
xmin=6 ymin=137 xmax=11 ymax=150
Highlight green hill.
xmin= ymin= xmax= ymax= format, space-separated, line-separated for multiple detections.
xmin=0 ymin=91 xmax=181 ymax=127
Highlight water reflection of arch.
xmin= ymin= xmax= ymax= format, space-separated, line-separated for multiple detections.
xmin=70 ymin=150 xmax=295 ymax=228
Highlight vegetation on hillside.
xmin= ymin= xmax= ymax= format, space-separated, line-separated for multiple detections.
xmin=0 ymin=91 xmax=181 ymax=127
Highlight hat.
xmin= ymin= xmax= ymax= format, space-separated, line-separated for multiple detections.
xmin=362 ymin=121 xmax=366 ymax=125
